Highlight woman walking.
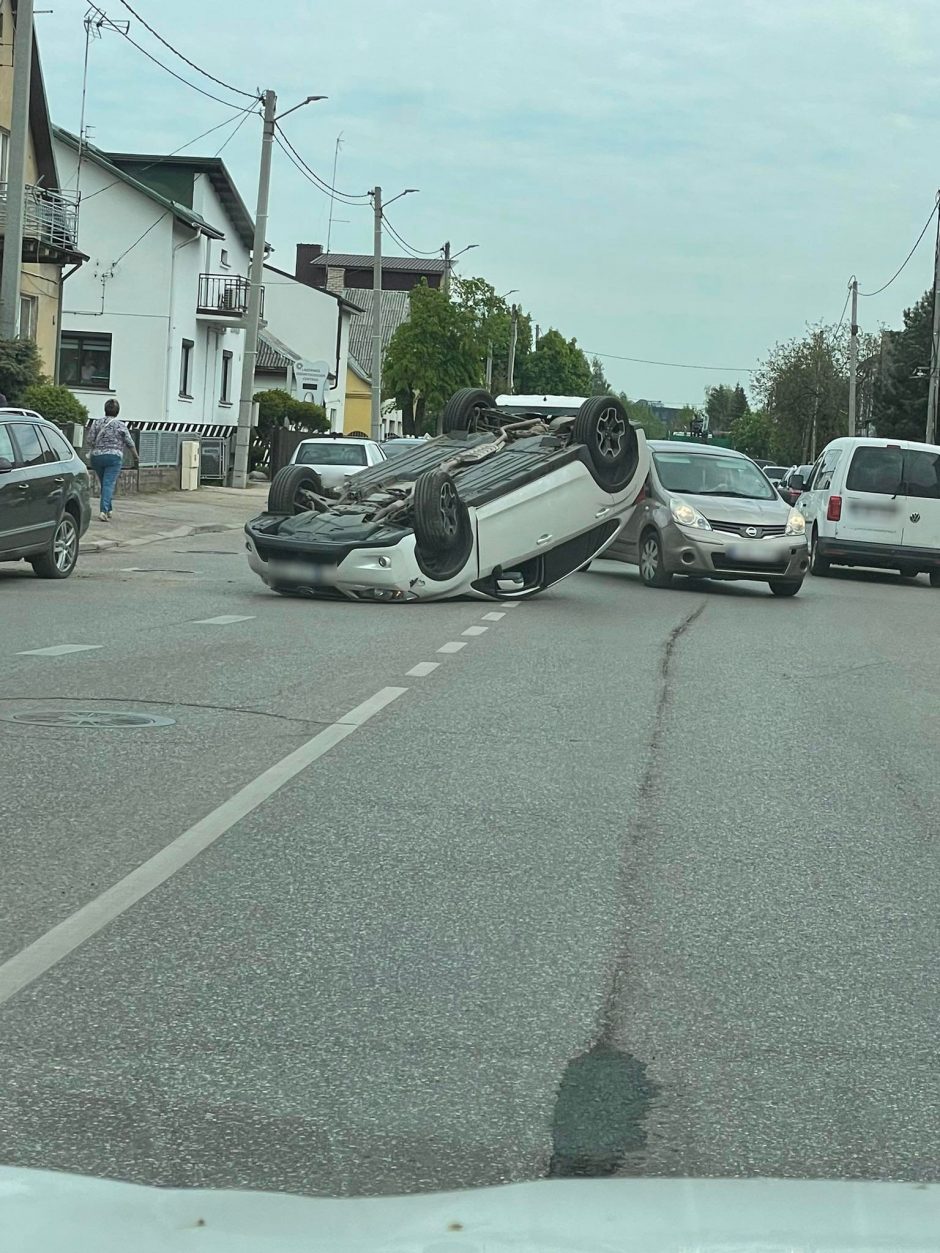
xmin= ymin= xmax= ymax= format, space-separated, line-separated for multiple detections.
xmin=85 ymin=399 xmax=138 ymax=521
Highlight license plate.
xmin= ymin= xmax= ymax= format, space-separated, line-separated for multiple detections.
xmin=725 ymin=540 xmax=789 ymax=563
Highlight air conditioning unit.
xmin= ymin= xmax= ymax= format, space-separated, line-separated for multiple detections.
xmin=220 ymin=284 xmax=242 ymax=311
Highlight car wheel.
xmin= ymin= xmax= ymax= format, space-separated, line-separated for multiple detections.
xmin=770 ymin=579 xmax=802 ymax=597
xmin=31 ymin=511 xmax=79 ymax=580
xmin=572 ymin=396 xmax=640 ymax=491
xmin=638 ymin=530 xmax=672 ymax=588
xmin=898 ymin=565 xmax=920 ymax=581
xmin=809 ymin=529 xmax=830 ymax=576
xmin=267 ymin=464 xmax=324 ymax=514
xmin=413 ymin=468 xmax=473 ymax=580
xmin=441 ymin=388 xmax=497 ymax=435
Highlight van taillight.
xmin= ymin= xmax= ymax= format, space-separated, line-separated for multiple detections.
xmin=827 ymin=495 xmax=842 ymax=521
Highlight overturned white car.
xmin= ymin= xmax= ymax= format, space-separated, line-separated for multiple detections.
xmin=244 ymin=390 xmax=650 ymax=602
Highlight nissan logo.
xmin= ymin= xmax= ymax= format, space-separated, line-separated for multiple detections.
xmin=744 ymin=526 xmax=759 ymax=538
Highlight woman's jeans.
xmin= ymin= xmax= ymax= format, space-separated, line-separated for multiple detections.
xmin=89 ymin=453 xmax=123 ymax=514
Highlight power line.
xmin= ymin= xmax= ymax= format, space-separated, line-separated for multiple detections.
xmin=835 ymin=278 xmax=854 ymax=332
xmin=111 ymin=209 xmax=170 ymax=266
xmin=859 ymin=196 xmax=939 ymax=297
xmin=273 ymin=124 xmax=371 ymax=203
xmin=215 ymin=103 xmax=256 ymax=155
xmin=582 ymin=349 xmax=755 ymax=373
xmin=381 ymin=212 xmax=440 ymax=258
xmin=273 ymin=132 xmax=369 ymax=210
xmin=108 ymin=20 xmax=254 ymax=108
xmin=113 ymin=0 xmax=257 ymax=98
xmin=81 ymin=102 xmax=258 ymax=201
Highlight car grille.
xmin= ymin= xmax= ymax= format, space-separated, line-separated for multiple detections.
xmin=708 ymin=521 xmax=787 ymax=538
xmin=711 ymin=553 xmax=788 ymax=574
xmin=253 ymin=540 xmax=342 ymax=568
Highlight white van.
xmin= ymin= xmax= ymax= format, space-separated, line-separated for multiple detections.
xmin=794 ymin=436 xmax=940 ymax=584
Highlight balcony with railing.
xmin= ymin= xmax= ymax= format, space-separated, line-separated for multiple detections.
xmin=197 ymin=273 xmax=262 ymax=320
xmin=0 ymin=183 xmax=81 ymax=261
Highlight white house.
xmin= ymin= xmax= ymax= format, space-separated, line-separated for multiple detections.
xmin=253 ymin=262 xmax=359 ymax=432
xmin=53 ymin=129 xmax=255 ymax=475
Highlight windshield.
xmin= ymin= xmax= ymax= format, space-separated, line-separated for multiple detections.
xmin=296 ymin=443 xmax=367 ymax=466
xmin=653 ymin=450 xmax=777 ymax=499
xmin=847 ymin=446 xmax=940 ymax=499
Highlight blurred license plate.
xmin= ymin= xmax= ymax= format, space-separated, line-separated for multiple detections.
xmin=272 ymin=560 xmax=327 ymax=583
xmin=725 ymin=540 xmax=789 ymax=563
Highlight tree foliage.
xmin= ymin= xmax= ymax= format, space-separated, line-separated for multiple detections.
xmin=729 ymin=409 xmax=774 ymax=459
xmin=752 ymin=323 xmax=851 ymax=464
xmin=589 ymin=356 xmax=611 ymax=394
xmin=0 ymin=337 xmax=43 ymax=403
xmin=516 ymin=329 xmax=592 ymax=395
xmin=705 ymin=383 xmax=749 ymax=428
xmin=871 ymin=289 xmax=931 ymax=441
xmin=616 ymin=393 xmax=666 ymax=438
xmin=22 ymin=384 xmax=88 ymax=427
xmin=251 ymin=388 xmax=327 ymax=469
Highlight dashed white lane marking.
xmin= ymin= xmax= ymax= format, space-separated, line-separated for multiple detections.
xmin=482 ymin=612 xmax=505 ymax=621
xmin=406 ymin=661 xmax=440 ymax=677
xmin=438 ymin=641 xmax=467 ymax=653
xmin=462 ymin=626 xmax=488 ymax=636
xmin=501 ymin=601 xmax=520 ymax=608
xmin=0 ymin=685 xmax=407 ymax=1007
xmin=192 ymin=614 xmax=256 ymax=625
xmin=16 ymin=644 xmax=103 ymax=657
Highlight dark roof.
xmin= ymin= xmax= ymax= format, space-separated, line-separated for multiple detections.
xmin=313 ymin=252 xmax=446 ymax=274
xmin=53 ymin=129 xmax=225 ymax=240
xmin=343 ymin=287 xmax=410 ymax=377
xmin=256 ymin=330 xmax=298 ymax=372
xmin=102 ymin=153 xmax=255 ymax=250
xmin=262 ymin=263 xmax=363 ymax=313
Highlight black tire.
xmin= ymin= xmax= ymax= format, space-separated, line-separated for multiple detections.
xmin=441 ymin=388 xmax=497 ymax=435
xmin=413 ymin=468 xmax=473 ymax=580
xmin=770 ymin=579 xmax=802 ymax=597
xmin=31 ymin=510 xmax=79 ymax=579
xmin=638 ymin=529 xmax=673 ymax=588
xmin=809 ymin=529 xmax=830 ymax=576
xmin=930 ymin=571 xmax=940 ymax=588
xmin=898 ymin=565 xmax=920 ymax=581
xmin=267 ymin=464 xmax=324 ymax=515
xmin=572 ymin=396 xmax=639 ymax=491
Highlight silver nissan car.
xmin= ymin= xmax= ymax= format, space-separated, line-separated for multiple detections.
xmin=603 ymin=440 xmax=809 ymax=596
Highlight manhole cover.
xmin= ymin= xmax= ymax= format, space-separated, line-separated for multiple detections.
xmin=4 ymin=710 xmax=176 ymax=728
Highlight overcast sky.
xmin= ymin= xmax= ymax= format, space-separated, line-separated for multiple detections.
xmin=37 ymin=0 xmax=940 ymax=405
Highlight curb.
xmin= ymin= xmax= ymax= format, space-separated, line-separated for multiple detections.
xmin=83 ymin=522 xmax=243 ymax=554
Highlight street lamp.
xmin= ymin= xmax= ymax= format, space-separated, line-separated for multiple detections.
xmin=371 ymin=188 xmax=420 ymax=440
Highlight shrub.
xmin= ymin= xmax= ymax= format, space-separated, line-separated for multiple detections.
xmin=22 ymin=383 xmax=89 ymax=427
xmin=0 ymin=338 xmax=43 ymax=403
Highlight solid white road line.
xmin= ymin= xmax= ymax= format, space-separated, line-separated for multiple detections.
xmin=437 ymin=641 xmax=467 ymax=653
xmin=482 ymin=612 xmax=506 ymax=621
xmin=406 ymin=662 xmax=440 ymax=677
xmin=462 ymin=625 xmax=488 ymax=636
xmin=0 ymin=685 xmax=407 ymax=1008
xmin=16 ymin=644 xmax=103 ymax=657
xmin=191 ymin=615 xmax=256 ymax=625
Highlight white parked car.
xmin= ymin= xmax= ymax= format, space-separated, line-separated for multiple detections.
xmin=794 ymin=436 xmax=940 ymax=584
xmin=288 ymin=435 xmax=386 ymax=492
xmin=245 ymin=389 xmax=650 ymax=602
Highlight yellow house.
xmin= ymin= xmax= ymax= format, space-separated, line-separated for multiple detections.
xmin=343 ymin=353 xmax=372 ymax=435
xmin=0 ymin=0 xmax=81 ymax=376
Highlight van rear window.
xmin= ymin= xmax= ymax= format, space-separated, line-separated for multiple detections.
xmin=903 ymin=449 xmax=940 ymax=499
xmin=845 ymin=447 xmax=902 ymax=495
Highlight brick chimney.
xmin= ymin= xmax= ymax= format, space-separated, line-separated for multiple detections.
xmin=326 ymin=266 xmax=345 ymax=294
xmin=294 ymin=243 xmax=324 ymax=288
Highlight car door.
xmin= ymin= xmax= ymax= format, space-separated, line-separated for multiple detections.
xmin=796 ymin=454 xmax=830 ymax=529
xmin=0 ymin=420 xmax=29 ymax=554
xmin=603 ymin=473 xmax=653 ymax=563
xmin=8 ymin=421 xmax=59 ymax=546
xmin=900 ymin=446 xmax=940 ymax=552
xmin=838 ymin=444 xmax=904 ymax=547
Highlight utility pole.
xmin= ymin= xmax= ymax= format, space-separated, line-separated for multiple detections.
xmin=847 ymin=278 xmax=858 ymax=437
xmin=370 ymin=185 xmax=383 ymax=442
xmin=507 ymin=304 xmax=519 ymax=393
xmin=926 ymin=196 xmax=940 ymax=444
xmin=442 ymin=240 xmax=451 ymax=297
xmin=0 ymin=0 xmax=34 ymax=340
xmin=232 ymin=88 xmax=276 ymax=489
xmin=485 ymin=341 xmax=493 ymax=390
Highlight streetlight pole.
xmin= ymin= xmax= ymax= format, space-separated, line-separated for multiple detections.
xmin=369 ymin=186 xmax=418 ymax=442
xmin=233 ymin=93 xmax=325 ymax=488
xmin=847 ymin=277 xmax=858 ymax=437
xmin=925 ymin=196 xmax=940 ymax=444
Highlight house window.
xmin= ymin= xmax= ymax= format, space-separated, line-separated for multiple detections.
xmin=59 ymin=331 xmax=112 ymax=388
xmin=180 ymin=338 xmax=194 ymax=398
xmin=18 ymin=294 xmax=38 ymax=340
xmin=220 ymin=349 xmax=233 ymax=404
xmin=220 ymin=248 xmax=230 ymax=268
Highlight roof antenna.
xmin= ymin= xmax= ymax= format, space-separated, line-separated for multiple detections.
xmin=325 ymin=132 xmax=343 ymax=255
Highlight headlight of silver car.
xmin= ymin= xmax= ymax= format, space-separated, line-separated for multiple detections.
xmin=669 ymin=497 xmax=712 ymax=530
xmin=785 ymin=508 xmax=806 ymax=536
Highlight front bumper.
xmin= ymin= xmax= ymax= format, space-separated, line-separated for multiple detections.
xmin=818 ymin=536 xmax=940 ymax=572
xmin=662 ymin=524 xmax=809 ymax=581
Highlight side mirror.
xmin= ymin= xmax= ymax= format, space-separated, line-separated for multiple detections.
xmin=0 ymin=456 xmax=13 ymax=474
xmin=789 ymin=473 xmax=806 ymax=493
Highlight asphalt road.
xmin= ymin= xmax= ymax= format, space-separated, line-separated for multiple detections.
xmin=1 ymin=532 xmax=939 ymax=1196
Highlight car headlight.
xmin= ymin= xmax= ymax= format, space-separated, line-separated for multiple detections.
xmin=670 ymin=497 xmax=711 ymax=530
xmin=785 ymin=508 xmax=806 ymax=536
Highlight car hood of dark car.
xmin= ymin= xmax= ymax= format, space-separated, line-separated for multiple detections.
xmin=680 ymin=492 xmax=791 ymax=523
xmin=3 ymin=1168 xmax=939 ymax=1252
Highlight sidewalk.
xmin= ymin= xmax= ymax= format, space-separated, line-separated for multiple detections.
xmin=82 ymin=486 xmax=270 ymax=553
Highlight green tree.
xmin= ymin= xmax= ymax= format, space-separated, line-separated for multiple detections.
xmin=729 ymin=408 xmax=774 ymax=459
xmin=705 ymin=382 xmax=749 ymax=428
xmin=0 ymin=337 xmax=42 ymax=403
xmin=383 ymin=281 xmax=482 ymax=433
xmin=22 ymin=384 xmax=88 ymax=427
xmin=731 ymin=383 xmax=750 ymax=420
xmin=452 ymin=277 xmax=531 ymax=397
xmin=588 ymin=355 xmax=611 ymax=394
xmin=517 ymin=329 xmax=592 ymax=395
xmin=752 ymin=324 xmax=849 ymax=464
xmin=871 ymin=289 xmax=931 ymax=440
xmin=251 ymin=388 xmax=327 ymax=470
